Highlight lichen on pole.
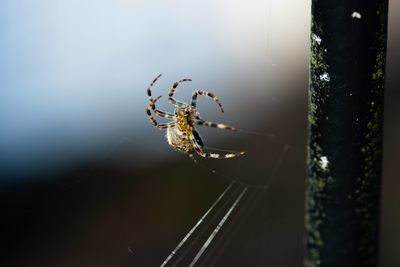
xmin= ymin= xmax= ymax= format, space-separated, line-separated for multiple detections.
xmin=305 ymin=0 xmax=388 ymax=266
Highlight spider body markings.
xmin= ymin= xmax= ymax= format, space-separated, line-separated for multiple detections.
xmin=146 ymin=74 xmax=244 ymax=160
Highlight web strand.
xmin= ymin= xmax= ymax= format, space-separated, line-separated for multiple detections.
xmin=159 ymin=143 xmax=290 ymax=266
xmin=169 ymin=183 xmax=245 ymax=267
xmin=188 ymin=186 xmax=248 ymax=267
xmin=160 ymin=180 xmax=236 ymax=267
xmin=204 ymin=144 xmax=290 ymax=265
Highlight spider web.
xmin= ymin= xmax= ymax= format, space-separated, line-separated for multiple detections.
xmin=159 ymin=131 xmax=290 ymax=267
xmin=96 ymin=124 xmax=291 ymax=267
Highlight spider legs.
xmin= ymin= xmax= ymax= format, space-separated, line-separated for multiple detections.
xmin=191 ymin=90 xmax=224 ymax=113
xmin=192 ymin=142 xmax=245 ymax=159
xmin=195 ymin=120 xmax=239 ymax=132
xmin=149 ymin=95 xmax=175 ymax=119
xmin=168 ymin=78 xmax=192 ymax=107
xmin=146 ymin=101 xmax=175 ymax=129
xmin=189 ymin=129 xmax=244 ymax=159
xmin=147 ymin=74 xmax=162 ymax=103
xmin=146 ymin=74 xmax=175 ymax=119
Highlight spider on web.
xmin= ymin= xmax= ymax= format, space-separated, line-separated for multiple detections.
xmin=146 ymin=74 xmax=245 ymax=161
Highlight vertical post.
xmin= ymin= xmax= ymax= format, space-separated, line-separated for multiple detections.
xmin=305 ymin=0 xmax=388 ymax=266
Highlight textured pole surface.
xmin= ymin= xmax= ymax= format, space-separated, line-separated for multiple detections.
xmin=305 ymin=0 xmax=388 ymax=267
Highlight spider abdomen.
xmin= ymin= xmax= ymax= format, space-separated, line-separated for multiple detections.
xmin=166 ymin=126 xmax=194 ymax=153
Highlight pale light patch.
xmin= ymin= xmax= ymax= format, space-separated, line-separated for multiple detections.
xmin=217 ymin=124 xmax=227 ymax=129
xmin=166 ymin=129 xmax=173 ymax=144
xmin=319 ymin=72 xmax=330 ymax=82
xmin=210 ymin=153 xmax=220 ymax=158
xmin=351 ymin=12 xmax=362 ymax=19
xmin=225 ymin=154 xmax=235 ymax=158
xmin=320 ymin=156 xmax=329 ymax=170
xmin=312 ymin=33 xmax=322 ymax=45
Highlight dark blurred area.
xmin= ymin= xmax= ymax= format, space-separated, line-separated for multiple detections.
xmin=0 ymin=0 xmax=399 ymax=266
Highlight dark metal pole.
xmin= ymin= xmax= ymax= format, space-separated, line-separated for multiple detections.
xmin=305 ymin=0 xmax=388 ymax=266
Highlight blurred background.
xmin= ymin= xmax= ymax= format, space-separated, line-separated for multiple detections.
xmin=0 ymin=0 xmax=398 ymax=266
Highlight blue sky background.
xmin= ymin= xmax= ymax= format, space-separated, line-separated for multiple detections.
xmin=0 ymin=0 xmax=310 ymax=177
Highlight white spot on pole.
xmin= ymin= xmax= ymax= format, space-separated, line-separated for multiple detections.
xmin=320 ymin=72 xmax=330 ymax=82
xmin=351 ymin=12 xmax=362 ymax=19
xmin=312 ymin=33 xmax=322 ymax=45
xmin=320 ymin=156 xmax=329 ymax=170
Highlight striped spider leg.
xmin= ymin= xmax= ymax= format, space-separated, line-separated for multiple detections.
xmin=188 ymin=126 xmax=244 ymax=159
xmin=146 ymin=73 xmax=161 ymax=103
xmin=146 ymin=74 xmax=175 ymax=119
xmin=168 ymin=77 xmax=224 ymax=113
xmin=191 ymin=90 xmax=225 ymax=113
xmin=168 ymin=77 xmax=192 ymax=107
xmin=146 ymin=95 xmax=175 ymax=129
xmin=195 ymin=119 xmax=240 ymax=132
xmin=192 ymin=120 xmax=245 ymax=159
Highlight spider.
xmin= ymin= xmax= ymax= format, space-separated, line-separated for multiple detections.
xmin=146 ymin=74 xmax=245 ymax=160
